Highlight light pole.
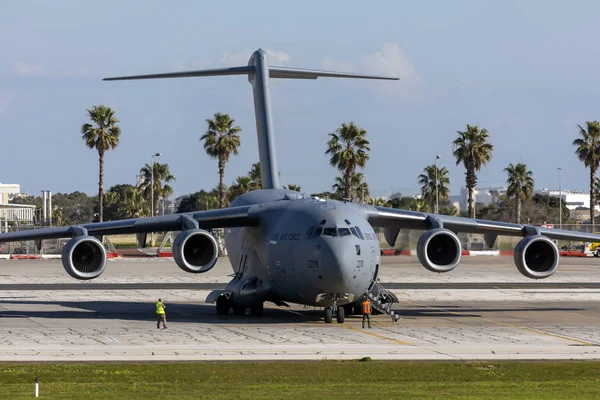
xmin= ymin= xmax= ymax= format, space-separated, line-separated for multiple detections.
xmin=558 ymin=167 xmax=562 ymax=230
xmin=435 ymin=155 xmax=440 ymax=214
xmin=150 ymin=152 xmax=162 ymax=246
xmin=150 ymin=153 xmax=162 ymax=218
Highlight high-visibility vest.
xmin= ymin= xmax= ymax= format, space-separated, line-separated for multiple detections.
xmin=156 ymin=302 xmax=165 ymax=314
xmin=362 ymin=301 xmax=371 ymax=314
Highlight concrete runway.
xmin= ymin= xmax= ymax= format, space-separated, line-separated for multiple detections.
xmin=2 ymin=256 xmax=600 ymax=361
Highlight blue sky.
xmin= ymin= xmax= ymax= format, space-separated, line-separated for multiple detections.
xmin=1 ymin=0 xmax=600 ymax=199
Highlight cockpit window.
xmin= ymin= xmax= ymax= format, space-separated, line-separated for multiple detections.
xmin=322 ymin=227 xmax=338 ymax=237
xmin=354 ymin=226 xmax=365 ymax=240
xmin=304 ymin=226 xmax=315 ymax=240
xmin=349 ymin=227 xmax=359 ymax=238
xmin=338 ymin=228 xmax=351 ymax=237
xmin=311 ymin=227 xmax=323 ymax=238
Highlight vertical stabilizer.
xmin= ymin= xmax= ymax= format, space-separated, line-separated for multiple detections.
xmin=104 ymin=49 xmax=398 ymax=190
xmin=248 ymin=49 xmax=280 ymax=189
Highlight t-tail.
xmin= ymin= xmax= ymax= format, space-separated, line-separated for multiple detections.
xmin=104 ymin=48 xmax=399 ymax=189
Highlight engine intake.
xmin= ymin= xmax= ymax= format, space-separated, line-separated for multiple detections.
xmin=514 ymin=235 xmax=558 ymax=279
xmin=62 ymin=236 xmax=107 ymax=280
xmin=173 ymin=229 xmax=219 ymax=273
xmin=417 ymin=228 xmax=462 ymax=273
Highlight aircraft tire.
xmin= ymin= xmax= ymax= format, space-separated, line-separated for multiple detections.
xmin=324 ymin=307 xmax=333 ymax=323
xmin=233 ymin=306 xmax=246 ymax=315
xmin=251 ymin=303 xmax=264 ymax=316
xmin=336 ymin=306 xmax=345 ymax=323
xmin=216 ymin=297 xmax=230 ymax=315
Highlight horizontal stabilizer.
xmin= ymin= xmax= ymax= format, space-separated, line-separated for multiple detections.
xmin=103 ymin=66 xmax=255 ymax=81
xmin=104 ymin=65 xmax=398 ymax=82
xmin=269 ymin=66 xmax=399 ymax=81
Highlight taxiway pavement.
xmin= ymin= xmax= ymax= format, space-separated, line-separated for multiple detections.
xmin=2 ymin=256 xmax=600 ymax=361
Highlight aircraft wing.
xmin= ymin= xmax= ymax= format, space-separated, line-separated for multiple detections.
xmin=0 ymin=205 xmax=258 ymax=243
xmin=365 ymin=205 xmax=600 ymax=246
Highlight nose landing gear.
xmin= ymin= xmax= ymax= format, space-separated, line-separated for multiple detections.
xmin=323 ymin=305 xmax=345 ymax=323
xmin=336 ymin=305 xmax=345 ymax=323
xmin=324 ymin=307 xmax=333 ymax=323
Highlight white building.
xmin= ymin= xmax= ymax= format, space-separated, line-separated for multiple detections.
xmin=448 ymin=186 xmax=600 ymax=213
xmin=0 ymin=183 xmax=20 ymax=204
xmin=0 ymin=183 xmax=35 ymax=225
xmin=540 ymin=189 xmax=600 ymax=211
xmin=449 ymin=187 xmax=507 ymax=212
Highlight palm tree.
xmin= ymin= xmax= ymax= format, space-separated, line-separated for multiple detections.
xmin=228 ymin=176 xmax=253 ymax=202
xmin=121 ymin=187 xmax=149 ymax=218
xmin=332 ymin=173 xmax=369 ymax=202
xmin=410 ymin=198 xmax=429 ymax=212
xmin=325 ymin=122 xmax=370 ymax=200
xmin=139 ymin=162 xmax=176 ymax=216
xmin=248 ymin=162 xmax=262 ymax=190
xmin=439 ymin=205 xmax=459 ymax=216
xmin=573 ymin=121 xmax=600 ymax=228
xmin=504 ymin=162 xmax=535 ymax=223
xmin=369 ymin=197 xmax=390 ymax=207
xmin=452 ymin=124 xmax=494 ymax=218
xmin=200 ymin=112 xmax=242 ymax=208
xmin=417 ymin=164 xmax=450 ymax=213
xmin=284 ymin=184 xmax=302 ymax=191
xmin=81 ymin=105 xmax=121 ymax=222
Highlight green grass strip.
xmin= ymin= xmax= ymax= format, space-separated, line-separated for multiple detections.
xmin=2 ymin=361 xmax=600 ymax=399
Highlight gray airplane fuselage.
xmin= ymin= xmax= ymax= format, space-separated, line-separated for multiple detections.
xmin=224 ymin=189 xmax=380 ymax=307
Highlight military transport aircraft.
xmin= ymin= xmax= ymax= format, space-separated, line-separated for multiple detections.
xmin=1 ymin=48 xmax=599 ymax=324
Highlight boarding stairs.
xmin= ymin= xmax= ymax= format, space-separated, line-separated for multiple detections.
xmin=366 ymin=281 xmax=398 ymax=316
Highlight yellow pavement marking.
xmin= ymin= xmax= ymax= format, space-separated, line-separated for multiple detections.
xmin=401 ymin=299 xmax=596 ymax=346
xmin=343 ymin=325 xmax=409 ymax=345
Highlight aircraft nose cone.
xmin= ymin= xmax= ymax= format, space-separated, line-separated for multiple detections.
xmin=318 ymin=237 xmax=352 ymax=293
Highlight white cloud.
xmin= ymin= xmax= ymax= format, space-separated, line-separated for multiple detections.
xmin=322 ymin=43 xmax=421 ymax=85
xmin=171 ymin=60 xmax=208 ymax=72
xmin=322 ymin=57 xmax=355 ymax=73
xmin=0 ymin=91 xmax=16 ymax=115
xmin=263 ymin=48 xmax=290 ymax=65
xmin=74 ymin=67 xmax=90 ymax=77
xmin=12 ymin=61 xmax=47 ymax=76
xmin=171 ymin=61 xmax=186 ymax=72
xmin=220 ymin=48 xmax=290 ymax=67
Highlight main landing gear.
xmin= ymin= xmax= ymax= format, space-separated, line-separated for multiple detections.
xmin=324 ymin=306 xmax=345 ymax=324
xmin=216 ymin=297 xmax=264 ymax=316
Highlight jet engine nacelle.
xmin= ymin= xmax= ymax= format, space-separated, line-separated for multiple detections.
xmin=417 ymin=228 xmax=462 ymax=273
xmin=62 ymin=236 xmax=107 ymax=280
xmin=514 ymin=235 xmax=559 ymax=279
xmin=173 ymin=229 xmax=219 ymax=273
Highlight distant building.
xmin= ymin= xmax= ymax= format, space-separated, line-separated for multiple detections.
xmin=449 ymin=187 xmax=507 ymax=212
xmin=0 ymin=184 xmax=35 ymax=225
xmin=540 ymin=189 xmax=600 ymax=211
xmin=0 ymin=183 xmax=20 ymax=204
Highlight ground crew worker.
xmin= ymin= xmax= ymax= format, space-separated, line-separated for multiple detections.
xmin=362 ymin=297 xmax=372 ymax=329
xmin=156 ymin=298 xmax=167 ymax=329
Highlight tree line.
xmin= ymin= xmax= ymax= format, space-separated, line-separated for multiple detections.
xmin=10 ymin=104 xmax=600 ymax=227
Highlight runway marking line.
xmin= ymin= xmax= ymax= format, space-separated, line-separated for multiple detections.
xmin=343 ymin=325 xmax=409 ymax=345
xmin=401 ymin=300 xmax=596 ymax=347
